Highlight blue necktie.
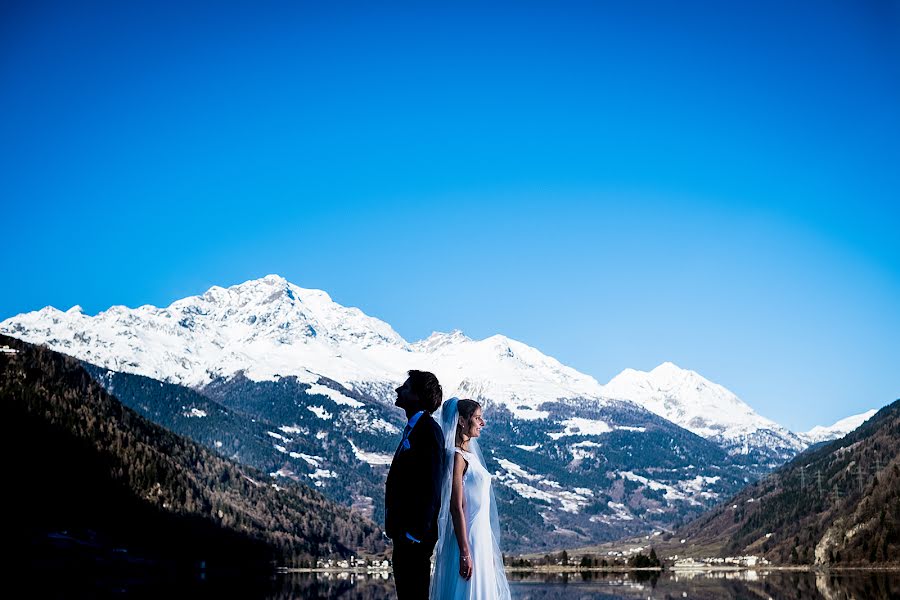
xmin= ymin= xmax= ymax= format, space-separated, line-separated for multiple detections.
xmin=399 ymin=423 xmax=412 ymax=452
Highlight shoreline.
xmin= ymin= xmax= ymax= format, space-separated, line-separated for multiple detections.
xmin=277 ymin=565 xmax=900 ymax=574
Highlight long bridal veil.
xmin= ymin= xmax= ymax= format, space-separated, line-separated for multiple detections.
xmin=430 ymin=398 xmax=511 ymax=600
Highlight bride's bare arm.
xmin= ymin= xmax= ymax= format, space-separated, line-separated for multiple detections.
xmin=449 ymin=452 xmax=472 ymax=580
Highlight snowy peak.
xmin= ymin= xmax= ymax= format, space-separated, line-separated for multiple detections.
xmin=166 ymin=274 xmax=407 ymax=349
xmin=0 ymin=276 xmax=606 ymax=414
xmin=0 ymin=275 xmax=411 ymax=387
xmin=647 ymin=361 xmax=726 ymax=393
xmin=801 ymin=409 xmax=878 ymax=444
xmin=651 ymin=360 xmax=683 ymax=375
xmin=411 ymin=329 xmax=472 ymax=352
xmin=408 ymin=330 xmax=605 ymax=419
xmin=602 ymin=362 xmax=803 ymax=457
xmin=412 ymin=330 xmax=602 ymax=392
xmin=0 ymin=275 xmax=810 ymax=461
xmin=604 ymin=361 xmax=759 ymax=425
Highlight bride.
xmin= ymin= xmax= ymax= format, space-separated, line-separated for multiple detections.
xmin=430 ymin=398 xmax=511 ymax=600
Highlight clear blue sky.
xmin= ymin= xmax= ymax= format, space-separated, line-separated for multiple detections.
xmin=2 ymin=1 xmax=898 ymax=431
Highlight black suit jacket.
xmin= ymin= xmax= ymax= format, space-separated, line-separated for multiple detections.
xmin=384 ymin=413 xmax=444 ymax=546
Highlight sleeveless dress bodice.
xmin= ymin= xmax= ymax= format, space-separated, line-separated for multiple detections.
xmin=430 ymin=447 xmax=510 ymax=600
xmin=457 ymin=448 xmax=492 ymax=532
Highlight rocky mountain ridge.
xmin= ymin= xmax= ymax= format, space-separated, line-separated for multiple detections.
xmin=1 ymin=275 xmax=882 ymax=552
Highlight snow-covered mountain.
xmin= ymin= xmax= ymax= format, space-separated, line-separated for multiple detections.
xmin=5 ymin=274 xmax=865 ymax=550
xmin=0 ymin=274 xmax=805 ymax=459
xmin=603 ymin=362 xmax=806 ymax=461
xmin=799 ymin=409 xmax=878 ymax=445
xmin=0 ymin=275 xmax=606 ymax=420
xmin=1 ymin=275 xmax=409 ymax=389
xmin=411 ymin=330 xmax=607 ymax=419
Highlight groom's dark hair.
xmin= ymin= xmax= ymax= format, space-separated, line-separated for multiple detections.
xmin=407 ymin=370 xmax=443 ymax=413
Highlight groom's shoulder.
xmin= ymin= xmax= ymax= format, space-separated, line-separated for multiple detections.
xmin=420 ymin=412 xmax=440 ymax=430
xmin=421 ymin=413 xmax=443 ymax=438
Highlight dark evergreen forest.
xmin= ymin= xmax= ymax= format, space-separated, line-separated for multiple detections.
xmin=0 ymin=334 xmax=385 ymax=581
xmin=679 ymin=397 xmax=900 ymax=565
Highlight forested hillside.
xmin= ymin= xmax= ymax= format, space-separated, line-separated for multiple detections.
xmin=679 ymin=399 xmax=899 ymax=565
xmin=0 ymin=334 xmax=385 ymax=575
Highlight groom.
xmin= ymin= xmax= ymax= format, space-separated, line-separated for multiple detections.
xmin=385 ymin=370 xmax=444 ymax=600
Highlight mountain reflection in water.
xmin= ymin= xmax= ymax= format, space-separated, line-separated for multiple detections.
xmin=268 ymin=570 xmax=899 ymax=600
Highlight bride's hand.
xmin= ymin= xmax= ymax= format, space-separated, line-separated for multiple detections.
xmin=459 ymin=554 xmax=473 ymax=580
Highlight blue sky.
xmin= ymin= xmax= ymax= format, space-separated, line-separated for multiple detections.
xmin=2 ymin=1 xmax=898 ymax=431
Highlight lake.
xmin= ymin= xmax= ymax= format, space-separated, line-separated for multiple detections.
xmin=267 ymin=569 xmax=900 ymax=599
xmin=37 ymin=568 xmax=899 ymax=597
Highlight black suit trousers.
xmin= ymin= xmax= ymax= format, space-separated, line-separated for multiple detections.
xmin=392 ymin=537 xmax=434 ymax=600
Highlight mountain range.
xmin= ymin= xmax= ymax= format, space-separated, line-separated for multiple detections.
xmin=0 ymin=275 xmax=878 ymax=551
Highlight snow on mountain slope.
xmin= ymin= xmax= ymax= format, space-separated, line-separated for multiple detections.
xmin=800 ymin=409 xmax=877 ymax=444
xmin=0 ymin=275 xmax=411 ymax=388
xmin=602 ymin=362 xmax=806 ymax=458
xmin=0 ymin=276 xmax=604 ymax=419
xmin=411 ymin=331 xmax=606 ymax=419
xmin=11 ymin=275 xmax=870 ymax=549
xmin=0 ymin=274 xmax=805 ymax=454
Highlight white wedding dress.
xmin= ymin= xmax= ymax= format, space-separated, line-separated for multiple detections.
xmin=430 ymin=399 xmax=511 ymax=600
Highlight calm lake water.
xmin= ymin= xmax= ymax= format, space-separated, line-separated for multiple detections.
xmin=41 ymin=569 xmax=900 ymax=598
xmin=267 ymin=570 xmax=900 ymax=600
